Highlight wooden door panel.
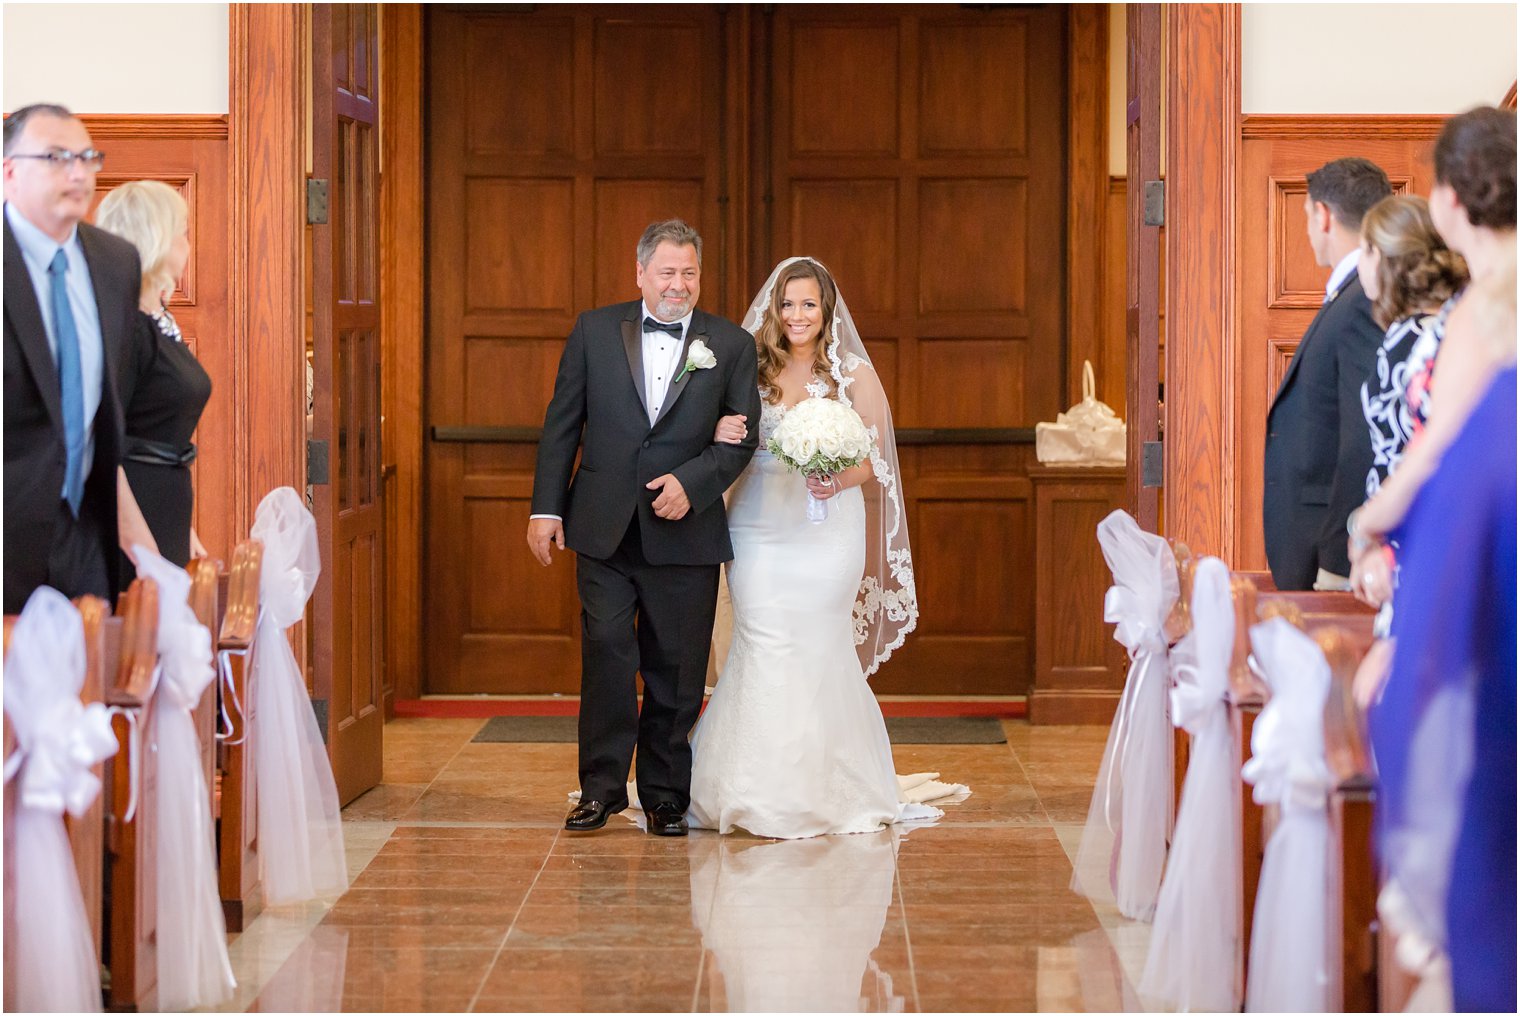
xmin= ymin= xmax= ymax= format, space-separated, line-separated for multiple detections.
xmin=767 ymin=5 xmax=1065 ymax=694
xmin=919 ymin=21 xmax=1028 ymax=157
xmin=1234 ymin=126 xmax=1436 ymax=570
xmin=426 ymin=5 xmax=729 ymax=694
xmin=313 ymin=3 xmax=384 ymax=804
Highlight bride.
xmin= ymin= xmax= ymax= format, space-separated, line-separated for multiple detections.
xmin=685 ymin=256 xmax=960 ymax=839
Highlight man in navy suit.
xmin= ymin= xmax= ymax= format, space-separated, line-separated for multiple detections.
xmin=1264 ymin=157 xmax=1392 ymax=590
xmin=4 ymin=104 xmax=140 ymax=612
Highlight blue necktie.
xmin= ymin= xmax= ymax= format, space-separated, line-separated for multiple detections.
xmin=49 ymin=249 xmax=86 ymax=515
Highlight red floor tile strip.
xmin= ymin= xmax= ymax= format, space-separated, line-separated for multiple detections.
xmin=393 ymin=697 xmax=1027 ymax=719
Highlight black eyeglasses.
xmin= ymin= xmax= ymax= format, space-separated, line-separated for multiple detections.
xmin=7 ymin=148 xmax=106 ymax=171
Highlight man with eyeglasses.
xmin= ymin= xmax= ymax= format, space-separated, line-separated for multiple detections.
xmin=4 ymin=103 xmax=140 ymax=612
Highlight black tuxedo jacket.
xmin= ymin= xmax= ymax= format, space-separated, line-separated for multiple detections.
xmin=4 ymin=214 xmax=140 ymax=610
xmin=531 ymin=301 xmax=761 ymax=565
xmin=1263 ymin=272 xmax=1384 ymax=589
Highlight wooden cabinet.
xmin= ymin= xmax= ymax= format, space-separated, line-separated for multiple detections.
xmin=1029 ymin=465 xmax=1129 ymax=724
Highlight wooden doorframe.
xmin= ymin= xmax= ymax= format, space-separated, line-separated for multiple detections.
xmin=381 ymin=3 xmax=426 ymax=710
xmin=229 ymin=3 xmax=307 ymax=529
xmin=1163 ymin=4 xmax=1241 ymax=560
xmin=380 ymin=3 xmax=1114 ymax=702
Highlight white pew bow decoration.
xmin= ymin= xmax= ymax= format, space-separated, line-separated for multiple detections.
xmin=1242 ymin=617 xmax=1334 ymax=1013
xmin=2 ymin=587 xmax=117 ymax=1013
xmin=1140 ymin=557 xmax=1242 ymax=1011
xmin=1072 ymin=509 xmax=1178 ymax=921
xmin=251 ymin=487 xmax=348 ymax=903
xmin=133 ymin=549 xmax=236 ymax=1009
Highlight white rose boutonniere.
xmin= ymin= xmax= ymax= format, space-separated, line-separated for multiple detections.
xmin=673 ymin=339 xmax=717 ymax=384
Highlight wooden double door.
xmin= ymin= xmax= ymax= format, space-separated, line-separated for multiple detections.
xmin=425 ymin=4 xmax=1068 ymax=696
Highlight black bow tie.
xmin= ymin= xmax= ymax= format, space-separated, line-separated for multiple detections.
xmin=643 ymin=317 xmax=682 ymax=338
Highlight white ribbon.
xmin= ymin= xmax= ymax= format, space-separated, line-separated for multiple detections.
xmin=3 ymin=587 xmax=117 ymax=1013
xmin=1072 ymin=510 xmax=1179 ymax=922
xmin=1141 ymin=557 xmax=1243 ymax=1012
xmin=250 ymin=487 xmax=349 ymax=905
xmin=133 ymin=548 xmax=237 ymax=1010
xmin=1242 ymin=617 xmax=1334 ymax=1013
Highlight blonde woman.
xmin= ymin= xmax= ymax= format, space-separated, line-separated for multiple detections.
xmin=96 ymin=180 xmax=211 ymax=580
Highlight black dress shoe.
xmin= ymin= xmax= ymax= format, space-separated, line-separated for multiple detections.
xmin=646 ymin=802 xmax=688 ymax=837
xmin=565 ymin=799 xmax=624 ymax=831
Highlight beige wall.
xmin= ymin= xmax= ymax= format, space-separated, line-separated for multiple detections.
xmin=1242 ymin=3 xmax=1516 ymax=113
xmin=3 ymin=3 xmax=228 ymax=113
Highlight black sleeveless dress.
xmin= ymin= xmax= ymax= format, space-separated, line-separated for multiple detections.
xmin=118 ymin=308 xmax=213 ymax=584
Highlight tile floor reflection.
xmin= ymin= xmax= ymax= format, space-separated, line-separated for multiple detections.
xmin=222 ymin=718 xmax=1148 ymax=1012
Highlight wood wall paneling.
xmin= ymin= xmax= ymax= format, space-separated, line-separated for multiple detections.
xmin=1232 ymin=118 xmax=1440 ymax=570
xmin=81 ymin=116 xmax=232 ymax=565
xmin=229 ymin=4 xmax=307 ymax=530
xmin=1163 ymin=3 xmax=1239 ymax=560
xmin=381 ymin=2 xmax=425 ymax=708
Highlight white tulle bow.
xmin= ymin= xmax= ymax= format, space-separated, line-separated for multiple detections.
xmin=132 ymin=549 xmax=237 ymax=1010
xmin=250 ymin=487 xmax=349 ymax=905
xmin=1242 ymin=619 xmax=1333 ymax=810
xmin=1242 ymin=616 xmax=1334 ymax=1013
xmin=1167 ymin=558 xmax=1233 ymax=734
xmin=3 ymin=588 xmax=118 ymax=815
xmin=133 ymin=549 xmax=215 ymax=711
xmin=1071 ymin=510 xmax=1179 ymax=922
xmin=3 ymin=587 xmax=117 ymax=1013
xmin=1140 ymin=557 xmax=1242 ymax=1012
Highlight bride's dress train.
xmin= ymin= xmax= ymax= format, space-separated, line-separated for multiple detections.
xmin=685 ymin=402 xmax=965 ymax=839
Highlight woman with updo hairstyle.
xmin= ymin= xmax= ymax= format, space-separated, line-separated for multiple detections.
xmin=1349 ymin=105 xmax=1515 ymax=601
xmin=1354 ymin=194 xmax=1467 ymax=495
xmin=96 ymin=180 xmax=213 ymax=582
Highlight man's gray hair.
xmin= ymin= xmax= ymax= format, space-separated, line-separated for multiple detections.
xmin=636 ymin=219 xmax=702 ymax=266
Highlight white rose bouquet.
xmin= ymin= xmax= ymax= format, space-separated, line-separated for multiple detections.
xmin=766 ymin=396 xmax=875 ymax=523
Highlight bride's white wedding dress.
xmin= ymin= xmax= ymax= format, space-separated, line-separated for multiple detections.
xmin=686 ymin=399 xmax=954 ymax=839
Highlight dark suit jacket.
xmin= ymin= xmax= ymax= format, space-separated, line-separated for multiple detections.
xmin=4 ymin=213 xmax=140 ymax=611
xmin=531 ymin=301 xmax=761 ymax=565
xmin=1263 ymin=272 xmax=1384 ymax=590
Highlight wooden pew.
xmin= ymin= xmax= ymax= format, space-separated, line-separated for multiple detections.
xmin=1229 ymin=584 xmax=1374 ymax=986
xmin=187 ymin=559 xmax=221 ymax=825
xmin=217 ymin=539 xmax=263 ymax=931
xmin=103 ymin=578 xmax=160 ymax=1012
xmin=1318 ymin=626 xmax=1382 ymax=1013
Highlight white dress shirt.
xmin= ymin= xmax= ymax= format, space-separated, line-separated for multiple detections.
xmin=530 ymin=302 xmax=695 ymax=523
xmin=1324 ymin=248 xmax=1359 ymax=304
xmin=5 ymin=202 xmax=106 ymax=492
xmin=641 ymin=303 xmax=693 ymax=426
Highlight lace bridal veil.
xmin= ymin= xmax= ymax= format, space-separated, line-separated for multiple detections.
xmin=739 ymin=256 xmax=919 ymax=677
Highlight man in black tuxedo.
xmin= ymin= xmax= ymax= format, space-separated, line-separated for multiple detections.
xmin=528 ymin=220 xmax=760 ymax=835
xmin=4 ymin=104 xmax=139 ymax=613
xmin=1264 ymin=157 xmax=1392 ymax=590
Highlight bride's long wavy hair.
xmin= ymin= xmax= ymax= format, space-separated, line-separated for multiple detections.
xmin=754 ymin=258 xmax=840 ymax=405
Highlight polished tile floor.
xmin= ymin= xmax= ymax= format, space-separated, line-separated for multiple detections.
xmin=217 ymin=717 xmax=1153 ymax=1013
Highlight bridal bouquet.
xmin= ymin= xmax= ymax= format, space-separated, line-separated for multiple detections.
xmin=767 ymin=396 xmax=874 ymax=523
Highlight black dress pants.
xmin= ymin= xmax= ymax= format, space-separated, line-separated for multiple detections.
xmin=3 ymin=499 xmax=111 ymax=613
xmin=574 ymin=515 xmax=720 ymax=810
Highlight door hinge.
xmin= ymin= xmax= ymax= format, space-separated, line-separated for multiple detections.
xmin=1141 ymin=440 xmax=1165 ymax=488
xmin=306 ymin=178 xmax=329 ymax=225
xmin=308 ymin=439 xmax=330 ymax=485
xmin=1143 ymin=180 xmax=1165 ymax=227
